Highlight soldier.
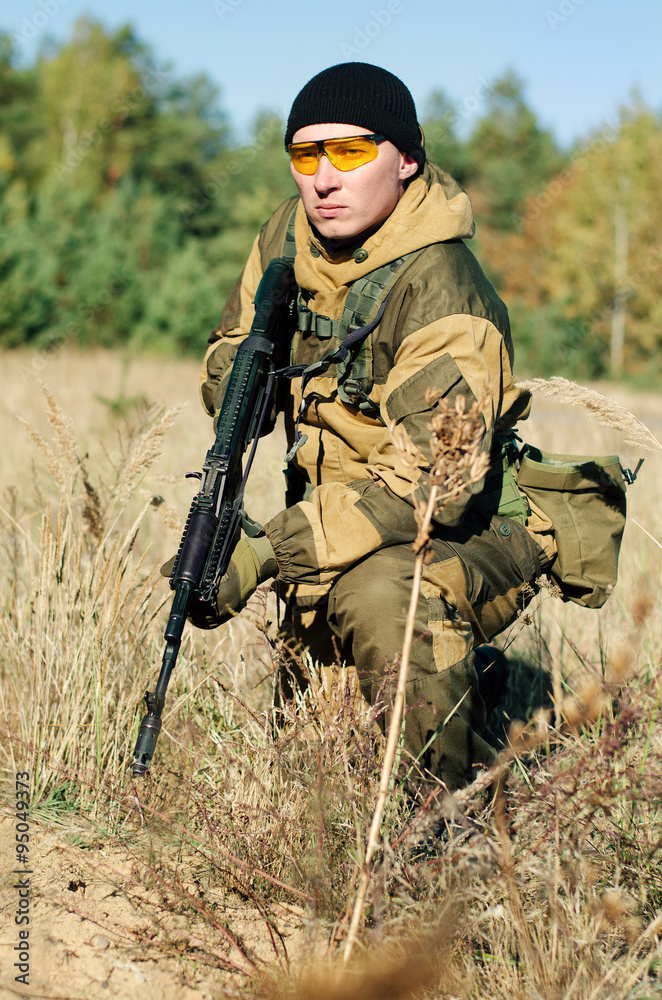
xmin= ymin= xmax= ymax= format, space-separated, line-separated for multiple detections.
xmin=196 ymin=62 xmax=555 ymax=789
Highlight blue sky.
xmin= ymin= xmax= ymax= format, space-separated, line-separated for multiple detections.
xmin=4 ymin=0 xmax=661 ymax=148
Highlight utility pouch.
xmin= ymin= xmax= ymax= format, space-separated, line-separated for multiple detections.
xmin=516 ymin=445 xmax=628 ymax=609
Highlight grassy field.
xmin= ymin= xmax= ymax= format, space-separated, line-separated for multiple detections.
xmin=1 ymin=347 xmax=661 ymax=999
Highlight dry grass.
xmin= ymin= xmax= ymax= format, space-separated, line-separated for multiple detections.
xmin=1 ymin=348 xmax=662 ymax=999
xmin=517 ymin=376 xmax=662 ymax=454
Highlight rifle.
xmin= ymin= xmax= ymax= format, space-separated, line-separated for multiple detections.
xmin=131 ymin=258 xmax=295 ymax=777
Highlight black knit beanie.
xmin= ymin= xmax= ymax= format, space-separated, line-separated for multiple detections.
xmin=285 ymin=62 xmax=425 ymax=169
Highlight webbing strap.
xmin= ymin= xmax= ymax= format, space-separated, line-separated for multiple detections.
xmin=280 ymin=295 xmax=392 ymax=463
xmin=278 ymin=295 xmax=391 ymax=383
xmin=281 ymin=208 xmax=297 ymax=265
xmin=342 ymin=255 xmax=415 ymax=330
xmin=297 ymin=308 xmax=342 ymax=339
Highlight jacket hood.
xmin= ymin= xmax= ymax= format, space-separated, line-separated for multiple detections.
xmin=294 ymin=161 xmax=475 ymax=293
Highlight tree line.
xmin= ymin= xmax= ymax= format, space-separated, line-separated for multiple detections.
xmin=1 ymin=17 xmax=660 ymax=381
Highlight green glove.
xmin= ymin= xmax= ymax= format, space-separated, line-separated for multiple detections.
xmin=160 ymin=535 xmax=277 ymax=629
xmin=188 ymin=535 xmax=278 ymax=629
xmin=213 ymin=535 xmax=278 ymax=623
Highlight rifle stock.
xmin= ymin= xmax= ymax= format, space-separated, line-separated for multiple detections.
xmin=131 ymin=258 xmax=295 ymax=776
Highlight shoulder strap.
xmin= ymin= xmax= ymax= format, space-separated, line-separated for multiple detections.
xmin=272 ymin=224 xmax=430 ymax=459
xmin=341 ymin=253 xmax=422 ymax=331
xmin=281 ymin=204 xmax=298 ymax=265
xmin=258 ymin=197 xmax=299 ymax=271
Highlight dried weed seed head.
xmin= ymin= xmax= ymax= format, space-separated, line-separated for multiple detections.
xmin=17 ymin=383 xmax=80 ymax=496
xmin=117 ymin=403 xmax=186 ymax=508
xmin=389 ymin=421 xmax=425 ymax=472
xmin=630 ymin=587 xmax=655 ymax=627
xmin=260 ymin=924 xmax=451 ymax=1000
xmin=81 ymin=465 xmax=104 ymax=544
xmin=561 ymin=676 xmax=607 ymax=729
xmin=609 ymin=644 xmax=635 ymax=682
xmin=40 ymin=381 xmax=79 ymax=481
xmin=507 ymin=708 xmax=553 ymax=755
xmin=389 ymin=392 xmax=489 ymax=556
xmin=594 ymin=889 xmax=642 ymax=942
xmin=607 ymin=588 xmax=653 ymax=681
xmin=424 ymin=390 xmax=489 ymax=492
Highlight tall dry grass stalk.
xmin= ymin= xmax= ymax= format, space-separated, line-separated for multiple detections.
xmin=117 ymin=401 xmax=186 ymax=507
xmin=0 ymin=384 xmax=192 ymax=811
xmin=16 ymin=382 xmax=79 ymax=496
xmin=343 ymin=393 xmax=489 ymax=962
xmin=517 ymin=375 xmax=662 ymax=453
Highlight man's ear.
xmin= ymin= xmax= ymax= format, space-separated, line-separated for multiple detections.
xmin=399 ymin=153 xmax=420 ymax=182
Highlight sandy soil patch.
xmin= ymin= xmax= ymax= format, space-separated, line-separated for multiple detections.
xmin=0 ymin=814 xmax=306 ymax=999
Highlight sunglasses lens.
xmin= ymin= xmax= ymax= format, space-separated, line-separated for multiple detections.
xmin=289 ymin=142 xmax=320 ymax=174
xmin=325 ymin=137 xmax=379 ymax=171
xmin=289 ymin=136 xmax=381 ymax=174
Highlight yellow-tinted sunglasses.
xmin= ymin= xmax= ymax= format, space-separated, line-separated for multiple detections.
xmin=288 ymin=133 xmax=386 ymax=175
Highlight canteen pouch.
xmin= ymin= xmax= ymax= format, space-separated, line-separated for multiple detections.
xmin=517 ymin=445 xmax=627 ymax=609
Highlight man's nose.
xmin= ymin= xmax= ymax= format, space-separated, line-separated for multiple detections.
xmin=314 ymin=153 xmax=342 ymax=192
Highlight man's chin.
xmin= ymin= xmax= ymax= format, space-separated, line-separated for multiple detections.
xmin=313 ymin=219 xmax=360 ymax=240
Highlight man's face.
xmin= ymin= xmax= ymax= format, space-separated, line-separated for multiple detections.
xmin=290 ymin=123 xmax=419 ymax=240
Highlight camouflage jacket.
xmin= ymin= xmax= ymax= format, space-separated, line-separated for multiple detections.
xmin=200 ymin=162 xmax=554 ymax=591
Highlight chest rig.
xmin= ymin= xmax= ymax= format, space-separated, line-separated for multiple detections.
xmin=279 ymin=207 xmax=423 ymax=434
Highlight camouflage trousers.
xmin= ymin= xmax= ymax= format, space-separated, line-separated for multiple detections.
xmin=277 ymin=513 xmax=547 ymax=789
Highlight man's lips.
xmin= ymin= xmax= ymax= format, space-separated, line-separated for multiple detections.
xmin=315 ymin=204 xmax=346 ymax=215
